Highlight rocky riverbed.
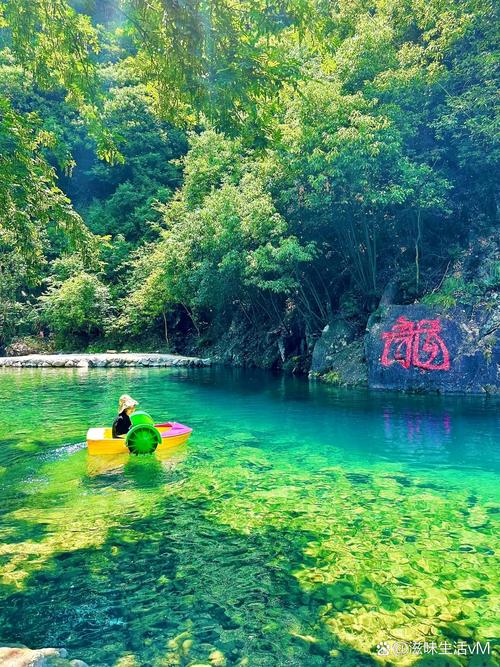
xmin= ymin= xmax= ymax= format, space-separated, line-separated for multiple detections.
xmin=0 ymin=353 xmax=211 ymax=369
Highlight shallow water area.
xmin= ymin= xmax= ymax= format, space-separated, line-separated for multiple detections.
xmin=0 ymin=366 xmax=498 ymax=666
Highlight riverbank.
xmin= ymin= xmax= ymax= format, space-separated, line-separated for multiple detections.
xmin=0 ymin=353 xmax=211 ymax=368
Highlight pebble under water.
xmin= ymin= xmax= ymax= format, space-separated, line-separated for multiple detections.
xmin=0 ymin=366 xmax=498 ymax=666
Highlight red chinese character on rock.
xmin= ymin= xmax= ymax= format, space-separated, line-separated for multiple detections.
xmin=413 ymin=319 xmax=451 ymax=370
xmin=381 ymin=317 xmax=450 ymax=371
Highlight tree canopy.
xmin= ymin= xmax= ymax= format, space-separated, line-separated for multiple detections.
xmin=0 ymin=0 xmax=498 ymax=360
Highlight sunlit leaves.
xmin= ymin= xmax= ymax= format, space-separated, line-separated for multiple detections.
xmin=39 ymin=271 xmax=111 ymax=344
xmin=124 ymin=0 xmax=306 ymax=134
xmin=1 ymin=0 xmax=498 ymax=351
xmin=1 ymin=0 xmax=121 ymax=161
xmin=0 ymin=97 xmax=95 ymax=273
xmin=119 ymin=129 xmax=314 ymax=334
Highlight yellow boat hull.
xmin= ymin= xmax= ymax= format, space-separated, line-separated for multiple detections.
xmin=86 ymin=422 xmax=192 ymax=456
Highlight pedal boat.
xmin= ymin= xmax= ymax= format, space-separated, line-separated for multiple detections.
xmin=86 ymin=422 xmax=192 ymax=456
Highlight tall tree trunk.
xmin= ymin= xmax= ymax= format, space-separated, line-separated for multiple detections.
xmin=162 ymin=309 xmax=169 ymax=345
xmin=415 ymin=209 xmax=422 ymax=292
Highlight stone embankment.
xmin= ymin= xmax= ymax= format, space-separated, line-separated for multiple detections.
xmin=0 ymin=353 xmax=211 ymax=369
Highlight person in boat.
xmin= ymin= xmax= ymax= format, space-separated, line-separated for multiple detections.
xmin=112 ymin=394 xmax=138 ymax=438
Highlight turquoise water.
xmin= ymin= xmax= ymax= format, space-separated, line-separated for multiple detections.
xmin=0 ymin=367 xmax=498 ymax=666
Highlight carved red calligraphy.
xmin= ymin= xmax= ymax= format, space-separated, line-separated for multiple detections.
xmin=381 ymin=317 xmax=450 ymax=371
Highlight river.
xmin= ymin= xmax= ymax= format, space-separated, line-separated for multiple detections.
xmin=0 ymin=367 xmax=498 ymax=666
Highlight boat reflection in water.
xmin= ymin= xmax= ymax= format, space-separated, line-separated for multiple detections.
xmin=86 ymin=443 xmax=188 ymax=478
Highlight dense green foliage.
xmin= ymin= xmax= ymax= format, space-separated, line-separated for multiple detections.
xmin=0 ymin=0 xmax=498 ymax=361
xmin=40 ymin=268 xmax=111 ymax=346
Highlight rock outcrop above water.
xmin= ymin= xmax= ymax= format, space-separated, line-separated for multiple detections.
xmin=0 ymin=353 xmax=211 ymax=369
xmin=366 ymin=304 xmax=499 ymax=393
xmin=5 ymin=339 xmax=40 ymax=357
xmin=0 ymin=646 xmax=88 ymax=667
xmin=310 ymin=318 xmax=367 ymax=386
xmin=310 ymin=318 xmax=357 ymax=374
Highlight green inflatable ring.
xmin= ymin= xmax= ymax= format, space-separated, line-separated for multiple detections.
xmin=126 ymin=423 xmax=161 ymax=455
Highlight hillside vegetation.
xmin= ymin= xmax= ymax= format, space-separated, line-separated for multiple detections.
xmin=0 ymin=0 xmax=498 ymax=367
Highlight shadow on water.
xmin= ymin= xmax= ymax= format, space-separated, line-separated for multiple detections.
xmin=0 ymin=493 xmax=384 ymax=667
xmin=0 ymin=518 xmax=49 ymax=545
xmin=122 ymin=455 xmax=166 ymax=489
xmin=183 ymin=366 xmax=500 ymax=415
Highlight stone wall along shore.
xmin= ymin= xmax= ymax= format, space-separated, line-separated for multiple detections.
xmin=0 ymin=353 xmax=211 ymax=369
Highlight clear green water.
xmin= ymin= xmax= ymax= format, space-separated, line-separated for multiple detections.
xmin=0 ymin=367 xmax=498 ymax=667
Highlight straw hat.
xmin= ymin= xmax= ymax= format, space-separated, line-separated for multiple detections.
xmin=118 ymin=394 xmax=138 ymax=413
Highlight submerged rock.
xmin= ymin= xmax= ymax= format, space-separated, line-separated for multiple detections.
xmin=0 ymin=646 xmax=88 ymax=667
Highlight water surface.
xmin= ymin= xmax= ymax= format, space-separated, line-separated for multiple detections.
xmin=0 ymin=367 xmax=498 ymax=666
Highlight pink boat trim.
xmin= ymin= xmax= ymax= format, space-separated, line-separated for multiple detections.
xmin=155 ymin=422 xmax=193 ymax=438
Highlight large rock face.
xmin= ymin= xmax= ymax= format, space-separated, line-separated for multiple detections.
xmin=366 ymin=304 xmax=499 ymax=393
